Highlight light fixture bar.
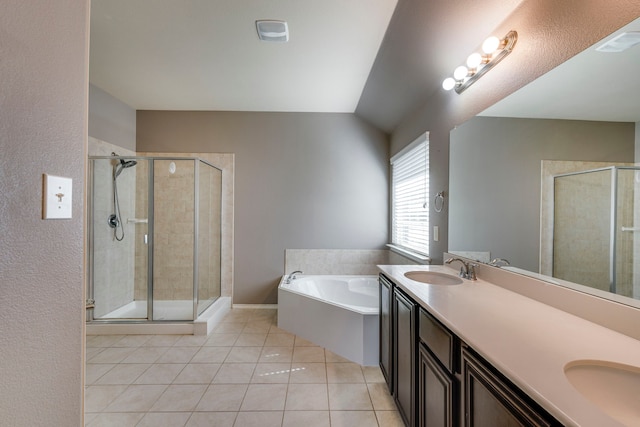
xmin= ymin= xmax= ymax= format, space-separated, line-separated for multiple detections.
xmin=443 ymin=30 xmax=518 ymax=94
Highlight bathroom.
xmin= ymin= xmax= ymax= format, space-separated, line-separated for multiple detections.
xmin=4 ymin=0 xmax=640 ymax=426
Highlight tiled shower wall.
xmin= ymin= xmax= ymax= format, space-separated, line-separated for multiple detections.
xmin=284 ymin=249 xmax=415 ymax=277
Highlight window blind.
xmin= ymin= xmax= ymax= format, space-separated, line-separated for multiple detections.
xmin=391 ymin=135 xmax=429 ymax=256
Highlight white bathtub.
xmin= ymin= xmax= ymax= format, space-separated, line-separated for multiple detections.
xmin=277 ymin=275 xmax=379 ymax=366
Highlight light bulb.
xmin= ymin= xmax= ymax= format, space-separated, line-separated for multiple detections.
xmin=442 ymin=77 xmax=456 ymax=91
xmin=453 ymin=65 xmax=468 ymax=81
xmin=482 ymin=36 xmax=500 ymax=54
xmin=466 ymin=53 xmax=482 ymax=69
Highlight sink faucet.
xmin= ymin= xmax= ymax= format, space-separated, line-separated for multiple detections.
xmin=445 ymin=258 xmax=477 ymax=280
xmin=285 ymin=270 xmax=303 ymax=284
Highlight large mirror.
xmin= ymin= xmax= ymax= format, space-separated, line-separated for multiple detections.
xmin=449 ymin=17 xmax=640 ymax=308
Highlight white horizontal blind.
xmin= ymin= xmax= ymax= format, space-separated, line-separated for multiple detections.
xmin=391 ymin=135 xmax=429 ymax=255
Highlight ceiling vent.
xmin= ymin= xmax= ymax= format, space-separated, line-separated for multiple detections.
xmin=256 ymin=20 xmax=289 ymax=42
xmin=596 ymin=31 xmax=640 ymax=52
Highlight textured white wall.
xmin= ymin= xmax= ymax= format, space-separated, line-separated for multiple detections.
xmin=0 ymin=0 xmax=88 ymax=425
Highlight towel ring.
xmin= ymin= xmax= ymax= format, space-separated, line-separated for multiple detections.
xmin=434 ymin=191 xmax=445 ymax=213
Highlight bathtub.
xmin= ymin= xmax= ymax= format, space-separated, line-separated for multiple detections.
xmin=277 ymin=275 xmax=379 ymax=366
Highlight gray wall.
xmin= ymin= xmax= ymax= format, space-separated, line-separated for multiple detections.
xmin=388 ymin=0 xmax=640 ymax=265
xmin=137 ymin=112 xmax=389 ymax=304
xmin=0 ymin=0 xmax=87 ymax=425
xmin=449 ymin=117 xmax=635 ymax=271
xmin=89 ymin=83 xmax=137 ymax=151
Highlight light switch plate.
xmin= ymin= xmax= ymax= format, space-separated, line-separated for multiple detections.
xmin=434 ymin=225 xmax=440 ymax=242
xmin=43 ymin=174 xmax=72 ymax=219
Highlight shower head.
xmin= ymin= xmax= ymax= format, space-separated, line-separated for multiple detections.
xmin=114 ymin=158 xmax=137 ymax=178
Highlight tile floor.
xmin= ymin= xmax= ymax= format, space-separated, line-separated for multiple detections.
xmin=85 ymin=308 xmax=404 ymax=427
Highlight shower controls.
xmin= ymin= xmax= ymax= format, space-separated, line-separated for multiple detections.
xmin=43 ymin=174 xmax=72 ymax=219
xmin=107 ymin=214 xmax=119 ymax=229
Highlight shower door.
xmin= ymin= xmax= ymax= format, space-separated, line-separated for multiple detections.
xmin=88 ymin=157 xmax=150 ymax=320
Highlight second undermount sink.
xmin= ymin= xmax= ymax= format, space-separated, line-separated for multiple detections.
xmin=404 ymin=271 xmax=463 ymax=285
xmin=564 ymin=360 xmax=640 ymax=425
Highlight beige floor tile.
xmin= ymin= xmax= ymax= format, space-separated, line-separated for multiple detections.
xmin=104 ymin=384 xmax=167 ymax=412
xmin=289 ymin=362 xmax=327 ymax=383
xmin=88 ymin=347 xmax=136 ymax=364
xmin=225 ymin=346 xmax=262 ymax=363
xmin=293 ymin=346 xmax=326 ymax=363
xmin=362 ymin=366 xmax=386 ymax=383
xmin=134 ymin=363 xmax=185 ymax=384
xmin=121 ymin=347 xmax=169 ymax=364
xmin=242 ymin=320 xmax=272 ymax=334
xmin=325 ymin=350 xmax=352 ymax=363
xmin=376 ymin=410 xmax=405 ymax=427
xmin=156 ymin=346 xmax=199 ymax=363
xmin=195 ymin=384 xmax=248 ymax=411
xmin=173 ymin=363 xmax=220 ymax=384
xmin=213 ymin=322 xmax=246 ymax=334
xmin=85 ymin=363 xmax=116 ymax=385
xmin=294 ymin=336 xmax=319 ymax=346
xmin=233 ymin=411 xmax=283 ymax=427
xmin=203 ymin=333 xmax=238 ymax=347
xmin=268 ymin=324 xmax=292 ymax=334
xmin=328 ymin=383 xmax=373 ymax=410
xmin=86 ymin=335 xmax=124 ymax=348
xmin=327 ymin=362 xmax=366 ymax=383
xmin=250 ymin=308 xmax=277 ymax=319
xmin=239 ymin=383 xmax=288 ymax=411
xmin=84 ymin=412 xmax=99 ymax=425
xmin=86 ymin=412 xmax=144 ymax=427
xmin=285 ymin=383 xmax=329 ymax=410
xmin=144 ymin=335 xmax=182 ymax=347
xmin=264 ymin=333 xmax=295 ymax=347
xmin=282 ymin=410 xmax=331 ymax=427
xmin=95 ymin=363 xmax=150 ymax=385
xmin=150 ymin=384 xmax=208 ymax=411
xmin=137 ymin=412 xmax=191 ymax=427
xmin=112 ymin=335 xmax=152 ymax=347
xmin=251 ymin=363 xmax=292 ymax=383
xmin=185 ymin=412 xmax=237 ymax=427
xmin=174 ymin=335 xmax=209 ymax=347
xmin=212 ymin=363 xmax=256 ymax=383
xmin=259 ymin=347 xmax=293 ymax=363
xmin=84 ymin=385 xmax=128 ymax=412
xmin=190 ymin=346 xmax=231 ymax=363
xmin=221 ymin=309 xmax=254 ymax=322
xmin=368 ymin=382 xmax=396 ymax=410
xmin=234 ymin=333 xmax=267 ymax=346
xmin=86 ymin=347 xmax=105 ymax=361
xmin=330 ymin=410 xmax=378 ymax=427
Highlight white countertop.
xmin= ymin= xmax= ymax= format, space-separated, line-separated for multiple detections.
xmin=378 ymin=264 xmax=640 ymax=427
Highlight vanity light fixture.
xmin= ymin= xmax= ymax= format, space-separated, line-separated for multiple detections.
xmin=442 ymin=30 xmax=518 ymax=94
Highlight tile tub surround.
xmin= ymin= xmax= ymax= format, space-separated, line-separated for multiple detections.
xmin=379 ymin=263 xmax=640 ymax=427
xmin=284 ymin=249 xmax=414 ymax=277
xmin=85 ymin=307 xmax=403 ymax=427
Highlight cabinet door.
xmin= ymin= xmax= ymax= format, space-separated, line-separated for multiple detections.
xmin=418 ymin=344 xmax=457 ymax=427
xmin=463 ymin=349 xmax=555 ymax=427
xmin=379 ymin=275 xmax=393 ymax=390
xmin=394 ymin=288 xmax=416 ymax=427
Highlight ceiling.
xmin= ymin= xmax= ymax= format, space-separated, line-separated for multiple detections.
xmin=480 ymin=17 xmax=640 ymax=122
xmin=89 ymin=0 xmax=525 ymax=132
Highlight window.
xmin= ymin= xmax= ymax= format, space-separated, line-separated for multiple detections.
xmin=390 ymin=133 xmax=429 ymax=258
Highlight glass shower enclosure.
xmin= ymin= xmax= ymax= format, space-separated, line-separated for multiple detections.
xmin=553 ymin=166 xmax=640 ymax=299
xmin=87 ymin=156 xmax=222 ymax=322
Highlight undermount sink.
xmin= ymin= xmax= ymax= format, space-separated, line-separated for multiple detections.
xmin=564 ymin=360 xmax=640 ymax=425
xmin=403 ymin=271 xmax=463 ymax=285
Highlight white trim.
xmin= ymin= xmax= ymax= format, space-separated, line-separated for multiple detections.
xmin=232 ymin=304 xmax=278 ymax=309
xmin=390 ymin=131 xmax=429 ymax=164
xmin=387 ymin=244 xmax=431 ymax=264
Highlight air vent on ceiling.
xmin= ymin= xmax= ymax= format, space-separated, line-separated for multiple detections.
xmin=596 ymin=31 xmax=640 ymax=52
xmin=256 ymin=20 xmax=289 ymax=42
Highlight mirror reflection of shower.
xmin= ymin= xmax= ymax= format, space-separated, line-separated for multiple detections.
xmin=108 ymin=152 xmax=137 ymax=241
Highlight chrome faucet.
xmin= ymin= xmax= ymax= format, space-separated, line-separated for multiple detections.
xmin=285 ymin=270 xmax=303 ymax=284
xmin=445 ymin=258 xmax=477 ymax=280
xmin=488 ymin=258 xmax=511 ymax=267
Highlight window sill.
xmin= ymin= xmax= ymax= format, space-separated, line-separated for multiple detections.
xmin=387 ymin=244 xmax=431 ymax=265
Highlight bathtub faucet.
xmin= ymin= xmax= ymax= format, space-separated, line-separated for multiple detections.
xmin=286 ymin=271 xmax=303 ymax=284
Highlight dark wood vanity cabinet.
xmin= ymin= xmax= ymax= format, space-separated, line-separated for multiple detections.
xmin=462 ymin=348 xmax=559 ymax=427
xmin=379 ymin=273 xmax=562 ymax=427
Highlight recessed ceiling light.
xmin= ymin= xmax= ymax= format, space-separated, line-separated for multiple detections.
xmin=256 ymin=20 xmax=289 ymax=43
xmin=596 ymin=31 xmax=640 ymax=53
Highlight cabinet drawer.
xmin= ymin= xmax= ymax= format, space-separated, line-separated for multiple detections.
xmin=419 ymin=308 xmax=457 ymax=373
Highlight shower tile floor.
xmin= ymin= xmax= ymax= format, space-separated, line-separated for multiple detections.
xmin=85 ymin=307 xmax=403 ymax=427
